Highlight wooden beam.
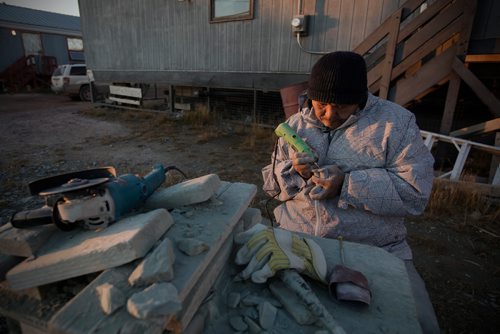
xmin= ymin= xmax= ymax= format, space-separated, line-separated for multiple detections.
xmin=452 ymin=57 xmax=500 ymax=118
xmin=393 ymin=44 xmax=456 ymax=106
xmin=379 ymin=9 xmax=402 ymax=99
xmin=440 ymin=72 xmax=461 ymax=134
xmin=450 ymin=118 xmax=500 ymax=137
xmin=399 ymin=0 xmax=464 ymax=61
xmin=465 ymin=54 xmax=500 ymax=63
xmin=398 ymin=0 xmax=453 ymax=42
xmin=392 ymin=16 xmax=463 ymax=78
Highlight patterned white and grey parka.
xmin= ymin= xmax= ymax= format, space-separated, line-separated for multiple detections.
xmin=262 ymin=93 xmax=435 ymax=260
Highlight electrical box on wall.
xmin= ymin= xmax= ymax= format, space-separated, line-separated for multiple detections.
xmin=291 ymin=15 xmax=309 ymax=36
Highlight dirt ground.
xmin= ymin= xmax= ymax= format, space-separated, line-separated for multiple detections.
xmin=0 ymin=93 xmax=499 ymax=333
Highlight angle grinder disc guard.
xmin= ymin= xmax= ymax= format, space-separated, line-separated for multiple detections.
xmin=39 ymin=177 xmax=110 ymax=196
xmin=29 ymin=167 xmax=116 ymax=196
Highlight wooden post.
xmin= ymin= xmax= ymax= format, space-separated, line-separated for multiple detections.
xmin=252 ymin=89 xmax=257 ymax=123
xmin=379 ymin=9 xmax=401 ymax=100
xmin=440 ymin=72 xmax=461 ymax=134
xmin=489 ymin=132 xmax=500 ymax=185
xmin=169 ymin=85 xmax=175 ymax=112
xmin=450 ymin=142 xmax=471 ymax=181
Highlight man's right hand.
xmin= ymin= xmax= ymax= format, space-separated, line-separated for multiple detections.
xmin=292 ymin=152 xmax=316 ymax=179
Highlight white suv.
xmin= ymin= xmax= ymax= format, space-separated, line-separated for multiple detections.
xmin=51 ymin=64 xmax=94 ymax=101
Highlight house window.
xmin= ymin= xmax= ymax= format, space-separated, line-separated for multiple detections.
xmin=67 ymin=37 xmax=84 ymax=62
xmin=210 ymin=0 xmax=254 ymax=23
xmin=22 ymin=33 xmax=42 ymax=56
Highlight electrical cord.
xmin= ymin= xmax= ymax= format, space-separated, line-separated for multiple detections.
xmin=164 ymin=165 xmax=188 ymax=180
xmin=265 ymin=137 xmax=281 ymax=228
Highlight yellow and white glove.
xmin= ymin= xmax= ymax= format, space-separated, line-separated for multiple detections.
xmin=234 ymin=224 xmax=327 ymax=284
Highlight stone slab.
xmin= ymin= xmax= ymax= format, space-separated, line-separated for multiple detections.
xmin=202 ymin=231 xmax=422 ymax=334
xmin=144 ymin=174 xmax=221 ymax=210
xmin=48 ymin=181 xmax=256 ymax=334
xmin=6 ymin=209 xmax=174 ymax=290
xmin=0 ymin=223 xmax=57 ymax=257
xmin=0 ymin=254 xmax=23 ymax=281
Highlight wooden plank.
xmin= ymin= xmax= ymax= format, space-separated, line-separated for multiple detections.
xmin=450 ymin=118 xmax=500 ymax=137
xmin=354 ymin=11 xmax=392 ymax=55
xmin=7 ymin=209 xmax=173 ymax=291
xmin=399 ymin=0 xmax=464 ymax=60
xmin=398 ymin=0 xmax=452 ymax=42
xmin=48 ymin=182 xmax=256 ymax=334
xmin=178 ymin=220 xmax=242 ymax=330
xmin=109 ymin=85 xmax=142 ymax=98
xmin=392 ymin=16 xmax=463 ymax=78
xmin=367 ymin=61 xmax=383 ymax=87
xmin=109 ymin=96 xmax=142 ymax=106
xmin=393 ymin=44 xmax=456 ymax=106
xmin=465 ymin=54 xmax=500 ymax=63
xmin=379 ymin=9 xmax=401 ymax=99
xmin=440 ymin=72 xmax=461 ymax=134
xmin=455 ymin=0 xmax=477 ymax=57
xmin=490 ymin=133 xmax=500 ymax=185
xmin=452 ymin=57 xmax=500 ymax=118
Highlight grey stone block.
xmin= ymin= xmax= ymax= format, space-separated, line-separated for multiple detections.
xmin=127 ymin=283 xmax=182 ymax=320
xmin=144 ymin=174 xmax=221 ymax=210
xmin=96 ymin=283 xmax=126 ymax=315
xmin=7 ymin=209 xmax=174 ymax=290
xmin=128 ymin=238 xmax=175 ymax=287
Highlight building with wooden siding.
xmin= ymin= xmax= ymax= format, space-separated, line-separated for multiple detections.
xmin=0 ymin=3 xmax=84 ymax=91
xmin=79 ymin=0 xmax=500 ymax=137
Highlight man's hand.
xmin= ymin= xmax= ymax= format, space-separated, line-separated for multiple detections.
xmin=309 ymin=165 xmax=345 ymax=200
xmin=234 ymin=224 xmax=327 ymax=284
xmin=292 ymin=152 xmax=316 ymax=179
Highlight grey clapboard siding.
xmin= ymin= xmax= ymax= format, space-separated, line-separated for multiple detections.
xmin=79 ymin=0 xmax=404 ymax=90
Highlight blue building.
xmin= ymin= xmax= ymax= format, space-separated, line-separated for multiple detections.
xmin=0 ymin=3 xmax=84 ymax=91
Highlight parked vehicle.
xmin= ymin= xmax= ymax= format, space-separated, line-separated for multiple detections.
xmin=51 ymin=64 xmax=94 ymax=101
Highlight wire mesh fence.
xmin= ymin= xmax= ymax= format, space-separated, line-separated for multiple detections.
xmin=173 ymin=87 xmax=287 ymax=128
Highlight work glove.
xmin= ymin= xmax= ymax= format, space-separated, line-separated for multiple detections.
xmin=309 ymin=165 xmax=345 ymax=200
xmin=291 ymin=151 xmax=317 ymax=179
xmin=234 ymin=224 xmax=327 ymax=284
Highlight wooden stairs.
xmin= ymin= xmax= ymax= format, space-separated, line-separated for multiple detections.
xmin=0 ymin=55 xmax=57 ymax=93
xmin=280 ymin=0 xmax=500 ymax=185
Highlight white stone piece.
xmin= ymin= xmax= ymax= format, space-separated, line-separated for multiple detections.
xmin=244 ymin=316 xmax=262 ymax=334
xmin=269 ymin=281 xmax=316 ymax=325
xmin=176 ymin=238 xmax=209 ymax=256
xmin=127 ymin=283 xmax=182 ymax=320
xmin=258 ymin=301 xmax=277 ymax=330
xmin=7 ymin=209 xmax=174 ymax=290
xmin=144 ymin=174 xmax=221 ymax=210
xmin=241 ymin=208 xmax=262 ymax=229
xmin=227 ymin=292 xmax=241 ymax=308
xmin=96 ymin=283 xmax=126 ymax=315
xmin=242 ymin=294 xmax=281 ymax=308
xmin=229 ymin=316 xmax=248 ymax=332
xmin=128 ymin=238 xmax=175 ymax=287
xmin=0 ymin=223 xmax=57 ymax=257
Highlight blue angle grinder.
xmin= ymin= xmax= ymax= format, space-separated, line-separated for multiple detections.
xmin=11 ymin=164 xmax=186 ymax=231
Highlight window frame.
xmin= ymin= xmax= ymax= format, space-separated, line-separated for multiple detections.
xmin=209 ymin=0 xmax=254 ymax=23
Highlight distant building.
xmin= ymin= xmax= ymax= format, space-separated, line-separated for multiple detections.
xmin=0 ymin=3 xmax=84 ymax=91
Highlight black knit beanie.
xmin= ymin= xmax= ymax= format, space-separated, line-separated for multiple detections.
xmin=308 ymin=51 xmax=368 ymax=105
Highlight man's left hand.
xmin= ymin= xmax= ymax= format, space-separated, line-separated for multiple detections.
xmin=309 ymin=165 xmax=345 ymax=200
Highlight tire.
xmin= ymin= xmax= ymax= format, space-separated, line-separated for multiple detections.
xmin=79 ymin=84 xmax=91 ymax=101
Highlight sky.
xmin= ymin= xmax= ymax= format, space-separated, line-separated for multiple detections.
xmin=3 ymin=0 xmax=80 ymax=16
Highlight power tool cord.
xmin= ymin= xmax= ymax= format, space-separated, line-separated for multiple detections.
xmin=265 ymin=137 xmax=281 ymax=228
xmin=164 ymin=165 xmax=188 ymax=180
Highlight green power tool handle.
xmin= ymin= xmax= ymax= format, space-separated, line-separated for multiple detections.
xmin=275 ymin=123 xmax=316 ymax=158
